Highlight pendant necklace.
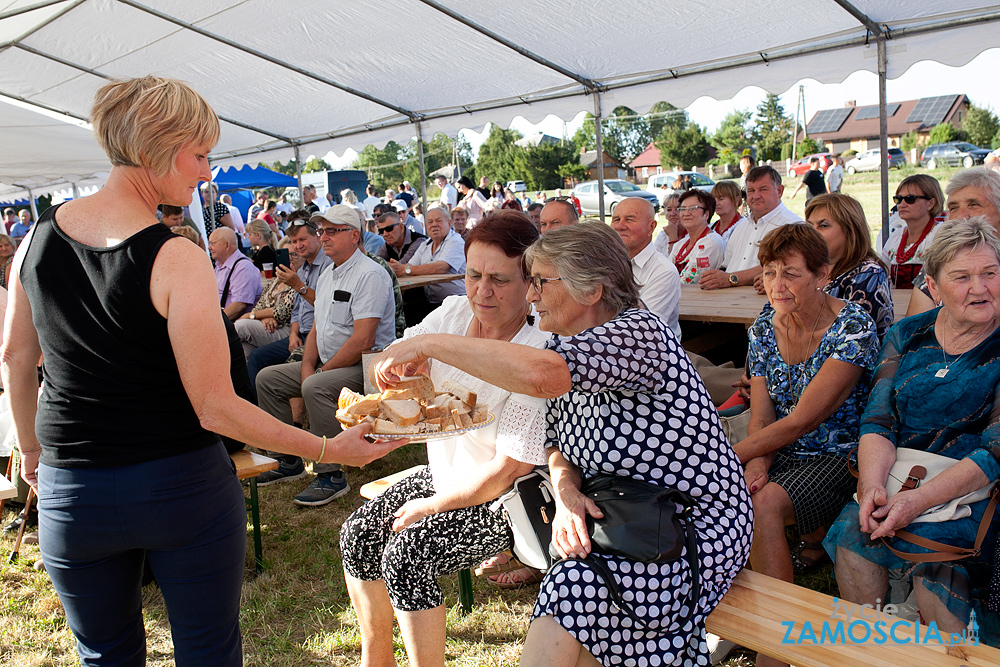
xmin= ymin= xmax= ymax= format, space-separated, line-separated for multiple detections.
xmin=937 ymin=318 xmax=994 ymax=378
xmin=788 ymin=297 xmax=826 ymax=411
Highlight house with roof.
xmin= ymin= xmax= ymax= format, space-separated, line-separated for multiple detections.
xmin=630 ymin=144 xmax=663 ymax=182
xmin=806 ymin=94 xmax=970 ymax=153
xmin=514 ymin=132 xmax=561 ymax=148
xmin=580 ymin=149 xmax=627 ymax=180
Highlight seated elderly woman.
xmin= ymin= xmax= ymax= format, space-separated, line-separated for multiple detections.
xmin=737 ymin=224 xmax=880 ymax=667
xmin=373 ymin=221 xmax=753 ymax=666
xmin=805 ymin=193 xmax=894 ymax=340
xmin=825 ymin=216 xmax=1000 ymax=645
xmin=0 ymin=233 xmax=14 ymax=289
xmin=669 ymin=189 xmax=725 ymax=284
xmin=907 ymin=167 xmax=1000 ymax=316
xmin=233 ymin=243 xmax=302 ymax=359
xmin=340 ymin=212 xmax=548 ymax=667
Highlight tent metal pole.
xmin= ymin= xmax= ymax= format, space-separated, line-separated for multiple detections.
xmin=293 ymin=144 xmax=303 ymax=207
xmin=877 ymin=35 xmax=889 ymax=246
xmin=593 ymin=92 xmax=606 ymax=220
xmin=27 ymin=187 xmax=38 ymax=222
xmin=416 ymin=122 xmax=428 ymax=217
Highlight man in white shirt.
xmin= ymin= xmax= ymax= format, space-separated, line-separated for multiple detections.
xmin=435 ymin=175 xmax=458 ymax=211
xmin=220 ymin=194 xmax=245 ymax=243
xmin=610 ymin=198 xmax=681 ymax=338
xmin=275 ymin=193 xmax=294 ymax=217
xmin=362 ymin=185 xmax=381 ymax=219
xmin=825 ymin=156 xmax=845 ymax=194
xmin=699 ymin=165 xmax=802 ymax=290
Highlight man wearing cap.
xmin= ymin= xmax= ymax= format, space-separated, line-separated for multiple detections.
xmin=391 ymin=198 xmax=425 ymax=235
xmin=256 ymin=205 xmax=396 ymax=506
xmin=245 ymin=212 xmax=332 ymax=400
xmin=435 ymin=175 xmax=458 ymax=211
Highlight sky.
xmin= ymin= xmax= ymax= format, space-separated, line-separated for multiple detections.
xmin=324 ymin=48 xmax=1000 ymax=168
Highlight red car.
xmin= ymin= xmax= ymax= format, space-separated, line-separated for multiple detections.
xmin=787 ymin=153 xmax=833 ymax=177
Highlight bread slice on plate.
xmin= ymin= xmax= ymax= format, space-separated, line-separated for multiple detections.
xmin=441 ymin=379 xmax=477 ymax=407
xmin=393 ymin=374 xmax=435 ymax=402
xmin=381 ymin=399 xmax=422 ymax=427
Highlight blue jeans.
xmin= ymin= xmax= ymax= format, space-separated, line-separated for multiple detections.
xmin=37 ymin=443 xmax=246 ymax=666
xmin=246 ymin=337 xmax=292 ymax=402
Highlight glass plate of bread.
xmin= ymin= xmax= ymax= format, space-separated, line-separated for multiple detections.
xmin=336 ymin=374 xmax=494 ymax=441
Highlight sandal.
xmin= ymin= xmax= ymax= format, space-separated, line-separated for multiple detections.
xmin=792 ymin=540 xmax=829 ymax=574
xmin=474 ymin=551 xmax=525 ymax=578
xmin=488 ymin=566 xmax=545 ymax=590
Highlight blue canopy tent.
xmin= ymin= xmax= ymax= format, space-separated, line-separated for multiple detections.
xmin=210 ymin=164 xmax=297 ymax=222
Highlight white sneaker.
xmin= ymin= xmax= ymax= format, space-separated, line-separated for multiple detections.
xmin=707 ymin=633 xmax=737 ymax=665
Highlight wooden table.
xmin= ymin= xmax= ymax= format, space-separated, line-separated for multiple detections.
xmin=397 ymin=273 xmax=463 ymax=291
xmin=679 ymin=286 xmax=913 ymax=327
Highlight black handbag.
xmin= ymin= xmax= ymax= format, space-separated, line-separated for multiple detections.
xmin=550 ymin=473 xmax=700 ymax=634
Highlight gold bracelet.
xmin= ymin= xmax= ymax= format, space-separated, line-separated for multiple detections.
xmin=319 ymin=435 xmax=328 ymax=463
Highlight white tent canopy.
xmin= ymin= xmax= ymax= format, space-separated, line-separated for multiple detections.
xmin=2 ymin=1 xmax=1000 ymax=192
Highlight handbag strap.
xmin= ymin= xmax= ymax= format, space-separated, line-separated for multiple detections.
xmin=882 ymin=483 xmax=1000 ymax=563
xmin=571 ymin=513 xmax=700 ymax=636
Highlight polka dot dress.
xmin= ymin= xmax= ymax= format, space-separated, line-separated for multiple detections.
xmin=533 ymin=309 xmax=753 ymax=666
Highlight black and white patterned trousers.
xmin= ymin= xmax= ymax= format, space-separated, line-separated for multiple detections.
xmin=340 ymin=466 xmax=513 ymax=611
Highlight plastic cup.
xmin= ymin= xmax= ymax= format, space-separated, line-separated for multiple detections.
xmin=263 ymin=262 xmax=274 ymax=279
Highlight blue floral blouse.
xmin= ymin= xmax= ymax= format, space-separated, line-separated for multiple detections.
xmin=824 ymin=258 xmax=894 ymax=341
xmin=748 ymin=300 xmax=880 ymax=458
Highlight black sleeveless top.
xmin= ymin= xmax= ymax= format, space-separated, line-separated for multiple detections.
xmin=20 ymin=205 xmax=219 ymax=468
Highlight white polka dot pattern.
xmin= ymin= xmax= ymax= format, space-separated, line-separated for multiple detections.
xmin=533 ymin=309 xmax=753 ymax=666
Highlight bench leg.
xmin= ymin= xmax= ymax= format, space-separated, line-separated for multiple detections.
xmin=249 ymin=477 xmax=264 ymax=574
xmin=457 ymin=568 xmax=473 ymax=615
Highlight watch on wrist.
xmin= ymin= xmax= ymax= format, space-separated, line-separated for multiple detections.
xmin=249 ymin=312 xmax=256 ymax=320
xmin=405 ymin=264 xmax=412 ymax=275
xmin=298 ymin=284 xmax=308 ymax=295
xmin=728 ymin=273 xmax=739 ymax=286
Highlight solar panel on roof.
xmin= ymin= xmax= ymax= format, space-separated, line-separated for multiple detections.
xmin=853 ymin=104 xmax=899 ymax=121
xmin=807 ymin=108 xmax=852 ymax=135
xmin=906 ymin=95 xmax=959 ymax=125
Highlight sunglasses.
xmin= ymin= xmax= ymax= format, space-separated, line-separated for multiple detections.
xmin=289 ymin=219 xmax=316 ymax=230
xmin=377 ymin=223 xmax=399 ymax=235
xmin=318 ymin=227 xmax=354 ymax=237
xmin=892 ymin=195 xmax=931 ymax=205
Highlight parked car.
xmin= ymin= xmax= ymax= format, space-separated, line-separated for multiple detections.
xmin=645 ymin=171 xmax=716 ymax=195
xmin=920 ymin=142 xmax=992 ymax=169
xmin=573 ymin=179 xmax=660 ymax=215
xmin=787 ymin=153 xmax=833 ymax=177
xmin=505 ymin=180 xmax=527 ymax=192
xmin=844 ymin=148 xmax=907 ymax=174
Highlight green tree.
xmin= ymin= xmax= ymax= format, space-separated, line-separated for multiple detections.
xmin=711 ymin=109 xmax=753 ymax=166
xmin=557 ymin=161 xmax=589 ymax=186
xmin=512 ymin=143 xmax=576 ymax=190
xmin=400 ymin=133 xmax=475 ymax=190
xmin=655 ymin=122 xmax=710 ymax=170
xmin=571 ymin=105 xmax=659 ymax=165
xmin=302 ymin=157 xmax=331 ymax=173
xmin=900 ymin=130 xmax=921 ymax=152
xmin=753 ymin=93 xmax=794 ymax=162
xmin=962 ymin=103 xmax=1000 ymax=147
xmin=797 ymin=137 xmax=821 ymax=156
xmin=928 ymin=122 xmax=961 ymax=145
xmin=475 ymin=125 xmax=524 ymax=184
xmin=352 ymin=141 xmax=406 ymax=192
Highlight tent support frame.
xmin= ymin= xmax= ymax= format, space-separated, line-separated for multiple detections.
xmin=877 ymin=34 xmax=890 ymax=245
xmin=592 ymin=92 xmax=606 ymax=219
xmin=416 ymin=122 xmax=428 ymax=217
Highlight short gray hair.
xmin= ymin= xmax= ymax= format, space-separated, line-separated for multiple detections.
xmin=946 ymin=167 xmax=1000 ymax=214
xmin=524 ymin=221 xmax=639 ymax=314
xmin=923 ymin=216 xmax=1000 ymax=282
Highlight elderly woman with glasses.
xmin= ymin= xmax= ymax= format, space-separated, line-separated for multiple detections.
xmin=668 ymin=189 xmax=726 ymax=284
xmin=373 ymin=221 xmax=753 ymax=666
xmin=826 ymin=217 xmax=1000 ymax=647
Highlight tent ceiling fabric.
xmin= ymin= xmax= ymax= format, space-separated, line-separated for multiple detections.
xmin=1 ymin=0 xmax=1000 ymax=176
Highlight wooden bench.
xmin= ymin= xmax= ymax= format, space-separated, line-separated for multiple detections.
xmin=360 ymin=465 xmax=475 ymax=615
xmin=706 ymin=569 xmax=1000 ymax=666
xmin=231 ymin=450 xmax=279 ymax=574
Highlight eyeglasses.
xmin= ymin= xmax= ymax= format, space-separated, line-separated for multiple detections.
xmin=678 ymin=206 xmax=705 ymax=213
xmin=528 ymin=276 xmax=563 ymax=293
xmin=377 ymin=223 xmax=399 ymax=235
xmin=892 ymin=195 xmax=932 ymax=205
xmin=318 ymin=227 xmax=354 ymax=237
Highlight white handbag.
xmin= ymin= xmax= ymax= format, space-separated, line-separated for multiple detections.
xmin=491 ymin=469 xmax=555 ymax=571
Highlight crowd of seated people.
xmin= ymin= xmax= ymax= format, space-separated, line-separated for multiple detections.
xmin=15 ymin=150 xmax=1000 ymax=667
